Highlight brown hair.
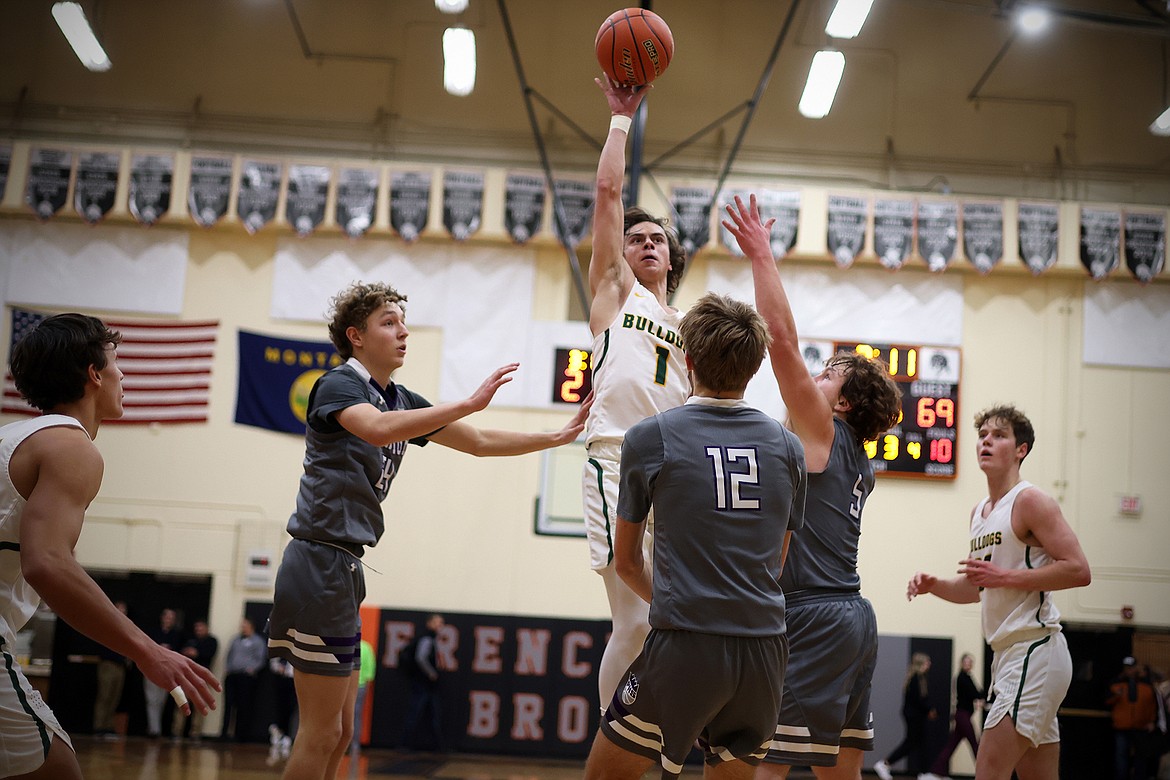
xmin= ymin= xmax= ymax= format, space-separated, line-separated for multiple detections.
xmin=679 ymin=293 xmax=770 ymax=394
xmin=828 ymin=352 xmax=902 ymax=444
xmin=9 ymin=313 xmax=122 ymax=412
xmin=327 ymin=282 xmax=408 ymax=360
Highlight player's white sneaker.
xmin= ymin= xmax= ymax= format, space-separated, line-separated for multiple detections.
xmin=919 ymin=774 xmax=949 ymax=780
xmin=874 ymin=759 xmax=893 ymax=780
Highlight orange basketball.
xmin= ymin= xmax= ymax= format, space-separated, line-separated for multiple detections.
xmin=595 ymin=8 xmax=674 ymax=87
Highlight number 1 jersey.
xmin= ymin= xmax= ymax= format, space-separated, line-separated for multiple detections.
xmin=586 ymin=282 xmax=689 ymax=446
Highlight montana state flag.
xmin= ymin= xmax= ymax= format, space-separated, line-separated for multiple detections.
xmin=234 ymin=330 xmax=342 ymax=434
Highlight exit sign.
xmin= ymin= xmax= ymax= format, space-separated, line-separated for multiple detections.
xmin=1119 ymin=495 xmax=1142 ymax=516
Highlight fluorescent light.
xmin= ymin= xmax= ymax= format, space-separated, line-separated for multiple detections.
xmin=799 ymin=50 xmax=845 ymax=119
xmin=52 ymin=2 xmax=111 ymax=72
xmin=435 ymin=0 xmax=469 ymax=13
xmin=825 ymin=0 xmax=875 ymax=39
xmin=443 ymin=27 xmax=476 ymax=96
xmin=1151 ymin=106 xmax=1170 ymax=136
xmin=1016 ymin=6 xmax=1052 ymax=35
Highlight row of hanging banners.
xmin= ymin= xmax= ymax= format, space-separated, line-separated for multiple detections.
xmin=2 ymin=145 xmax=1165 ymax=283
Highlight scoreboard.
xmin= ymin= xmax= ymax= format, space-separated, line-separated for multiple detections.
xmin=835 ymin=342 xmax=960 ymax=479
xmin=553 ymin=340 xmax=960 ymax=479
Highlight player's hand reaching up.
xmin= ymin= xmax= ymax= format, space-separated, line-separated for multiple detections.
xmin=722 ymin=194 xmax=776 ymax=262
xmin=596 ymin=74 xmax=650 ymax=117
xmin=466 ymin=363 xmax=520 ymax=412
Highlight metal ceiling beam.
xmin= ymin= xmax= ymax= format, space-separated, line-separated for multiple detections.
xmin=497 ymin=0 xmax=590 ymax=316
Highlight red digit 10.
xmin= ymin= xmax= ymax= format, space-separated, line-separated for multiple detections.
xmin=930 ymin=438 xmax=953 ymax=463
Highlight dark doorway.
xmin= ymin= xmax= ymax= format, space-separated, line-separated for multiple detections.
xmin=1059 ymin=622 xmax=1170 ymax=780
xmin=48 ymin=569 xmax=212 ymax=736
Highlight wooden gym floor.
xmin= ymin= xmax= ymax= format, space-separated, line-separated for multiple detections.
xmin=68 ymin=735 xmax=854 ymax=779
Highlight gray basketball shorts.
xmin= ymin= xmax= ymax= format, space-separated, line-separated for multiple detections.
xmin=762 ymin=592 xmax=877 ymax=767
xmin=267 ymin=538 xmax=365 ymax=677
xmin=600 ymin=628 xmax=788 ymax=777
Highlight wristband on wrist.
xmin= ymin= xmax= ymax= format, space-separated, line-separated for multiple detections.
xmin=609 ymin=115 xmax=633 ymax=134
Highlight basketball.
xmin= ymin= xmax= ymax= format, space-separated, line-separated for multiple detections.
xmin=595 ymin=8 xmax=674 ymax=87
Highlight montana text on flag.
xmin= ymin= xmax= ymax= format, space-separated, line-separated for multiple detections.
xmin=234 ymin=330 xmax=342 ymax=434
xmin=2 ymin=307 xmax=218 ymax=424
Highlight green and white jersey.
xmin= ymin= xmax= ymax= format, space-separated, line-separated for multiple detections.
xmin=0 ymin=415 xmax=85 ymax=642
xmin=970 ymin=480 xmax=1062 ymax=651
xmin=618 ymin=397 xmax=807 ymax=637
xmin=586 ymin=282 xmax=688 ymax=446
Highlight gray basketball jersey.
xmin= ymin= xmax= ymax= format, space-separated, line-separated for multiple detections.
xmin=286 ymin=359 xmax=432 ymax=549
xmin=779 ymin=417 xmax=874 ymax=594
xmin=618 ymin=397 xmax=807 ymax=637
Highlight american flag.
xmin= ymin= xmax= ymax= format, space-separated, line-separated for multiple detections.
xmin=2 ymin=307 xmax=218 ymax=424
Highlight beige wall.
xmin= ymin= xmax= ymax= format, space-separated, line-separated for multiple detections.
xmin=2 ymin=171 xmax=1168 ymax=752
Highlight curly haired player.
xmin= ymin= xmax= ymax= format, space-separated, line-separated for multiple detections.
xmin=724 ymin=194 xmax=902 ymax=780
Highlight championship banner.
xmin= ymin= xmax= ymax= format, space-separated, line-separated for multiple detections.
xmin=443 ymin=169 xmax=484 ymax=241
xmin=285 ymin=164 xmax=330 ymax=238
xmin=370 ymin=609 xmax=611 ymax=758
xmin=234 ymin=330 xmax=341 ymax=434
xmin=552 ymin=178 xmax=594 ymax=249
xmin=826 ymin=194 xmax=867 ymax=268
xmin=390 ymin=170 xmax=432 ymax=243
xmin=1124 ymin=211 xmax=1166 ymax=283
xmin=0 ymin=145 xmax=10 ymax=201
xmin=3 ymin=307 xmax=217 ymax=424
xmin=74 ymin=151 xmax=120 ymax=225
xmin=717 ymin=187 xmax=750 ymax=256
xmin=504 ymin=172 xmax=545 ymax=244
xmin=759 ymin=189 xmax=800 ymax=259
xmin=873 ymin=198 xmax=914 ymax=270
xmin=1018 ymin=201 xmax=1059 ymax=275
xmin=25 ymin=148 xmax=72 ymax=220
xmin=1079 ymin=207 xmax=1121 ymax=280
xmin=129 ymin=154 xmax=173 ymax=226
xmin=671 ymin=185 xmax=713 ymax=257
xmin=188 ymin=155 xmax=232 ymax=228
xmin=238 ymin=159 xmax=282 ymax=234
xmin=917 ymin=200 xmax=958 ymax=272
xmin=336 ymin=167 xmax=378 ymax=239
xmin=962 ymin=201 xmax=1003 ymax=274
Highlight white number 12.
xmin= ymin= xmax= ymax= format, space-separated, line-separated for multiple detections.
xmin=706 ymin=447 xmax=760 ymax=509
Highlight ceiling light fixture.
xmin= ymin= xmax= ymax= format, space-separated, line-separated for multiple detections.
xmin=824 ymin=0 xmax=875 ymax=39
xmin=436 ymin=0 xmax=469 ymax=13
xmin=1151 ymin=106 xmax=1170 ymax=136
xmin=51 ymin=2 xmax=111 ymax=72
xmin=1016 ymin=6 xmax=1052 ymax=35
xmin=799 ymin=50 xmax=846 ymax=119
xmin=443 ymin=27 xmax=476 ymax=96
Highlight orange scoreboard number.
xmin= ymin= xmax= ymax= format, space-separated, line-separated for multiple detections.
xmin=552 ymin=347 xmax=593 ymax=405
xmin=839 ymin=342 xmax=960 ymax=479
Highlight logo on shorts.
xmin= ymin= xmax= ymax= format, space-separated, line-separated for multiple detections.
xmin=621 ymin=672 xmax=639 ymax=706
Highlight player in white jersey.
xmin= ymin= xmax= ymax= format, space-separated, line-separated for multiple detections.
xmin=907 ymin=405 xmax=1091 ymax=780
xmin=0 ymin=314 xmax=219 ymax=779
xmin=583 ymin=75 xmax=690 ymax=711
